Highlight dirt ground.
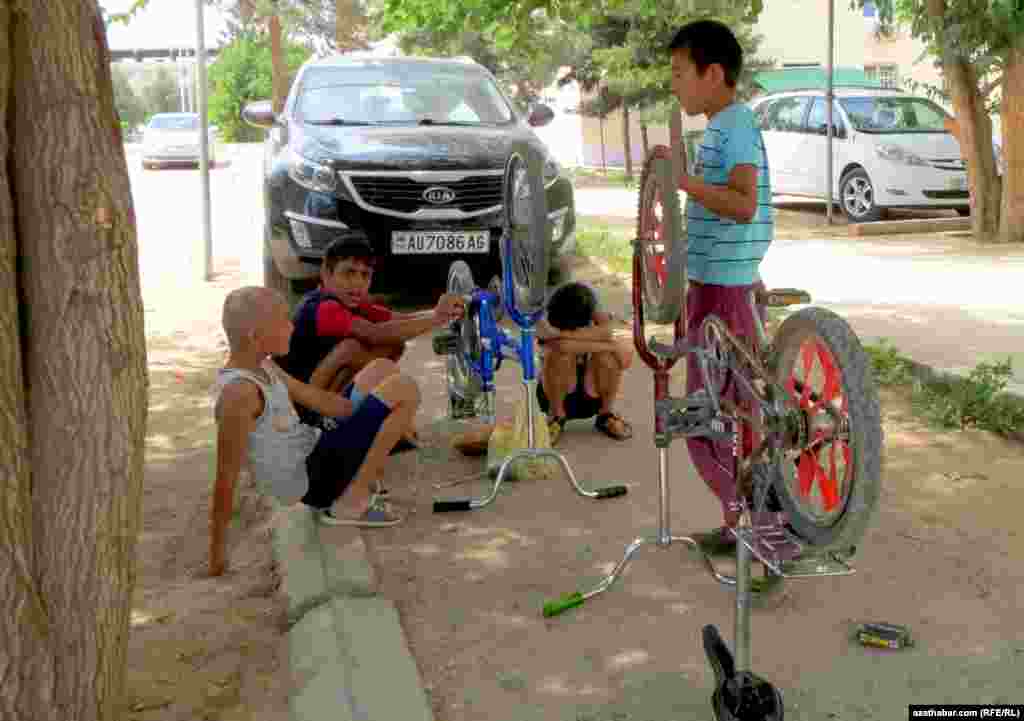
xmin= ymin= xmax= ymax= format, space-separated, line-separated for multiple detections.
xmin=123 ymin=262 xmax=293 ymax=721
xmin=124 ymin=231 xmax=1023 ymax=721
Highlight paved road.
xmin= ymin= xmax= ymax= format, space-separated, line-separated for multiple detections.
xmin=128 ymin=143 xmax=1024 ymax=390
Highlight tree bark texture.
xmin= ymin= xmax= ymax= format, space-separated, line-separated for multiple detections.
xmin=925 ymin=0 xmax=1002 ymax=239
xmin=622 ymin=104 xmax=633 ymax=180
xmin=1 ymin=2 xmax=149 ymax=719
xmin=640 ymin=123 xmax=650 ymax=160
xmin=998 ymin=46 xmax=1023 ymax=243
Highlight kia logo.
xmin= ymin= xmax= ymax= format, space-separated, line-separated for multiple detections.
xmin=423 ymin=186 xmax=456 ymax=204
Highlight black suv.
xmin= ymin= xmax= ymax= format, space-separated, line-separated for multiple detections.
xmin=242 ymin=55 xmax=576 ymax=298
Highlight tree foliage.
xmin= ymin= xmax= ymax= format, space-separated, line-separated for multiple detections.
xmin=207 ymin=30 xmax=312 ymax=141
xmin=384 ymin=16 xmax=585 ymax=110
xmin=111 ymin=64 xmax=148 ymax=128
xmin=140 ymin=65 xmax=182 ymax=117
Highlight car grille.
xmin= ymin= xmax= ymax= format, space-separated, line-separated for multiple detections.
xmin=347 ymin=174 xmax=503 ymax=215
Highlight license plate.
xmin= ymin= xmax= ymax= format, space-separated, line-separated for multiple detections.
xmin=946 ymin=176 xmax=968 ymax=191
xmin=391 ymin=230 xmax=490 ymax=254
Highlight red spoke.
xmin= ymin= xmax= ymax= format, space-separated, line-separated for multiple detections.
xmin=816 ymin=458 xmax=840 ymax=512
xmin=799 ymin=342 xmax=815 ymax=407
xmin=817 ymin=342 xmax=842 ymax=405
xmin=798 ymin=452 xmax=815 ymax=496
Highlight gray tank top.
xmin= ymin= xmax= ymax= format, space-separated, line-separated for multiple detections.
xmin=213 ymin=364 xmax=321 ymax=504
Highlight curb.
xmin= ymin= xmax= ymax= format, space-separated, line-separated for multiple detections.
xmin=268 ymin=502 xmax=434 ymax=721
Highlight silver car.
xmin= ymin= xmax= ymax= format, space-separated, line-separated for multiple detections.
xmin=141 ymin=112 xmax=218 ymax=169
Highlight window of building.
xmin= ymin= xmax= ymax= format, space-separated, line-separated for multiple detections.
xmin=865 ymin=64 xmax=899 ymax=88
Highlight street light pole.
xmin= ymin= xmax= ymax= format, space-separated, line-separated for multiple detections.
xmin=195 ymin=0 xmax=213 ymax=280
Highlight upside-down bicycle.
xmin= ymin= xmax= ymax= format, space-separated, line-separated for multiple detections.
xmin=431 ymin=142 xmax=629 ymax=513
xmin=543 ymin=145 xmax=884 ymax=719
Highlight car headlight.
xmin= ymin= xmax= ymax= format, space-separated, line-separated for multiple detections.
xmin=875 ymin=144 xmax=928 ymax=166
xmin=287 ymin=147 xmax=337 ymax=194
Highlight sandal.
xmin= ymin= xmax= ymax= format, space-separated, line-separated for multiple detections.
xmin=595 ymin=412 xmax=633 ymax=441
xmin=318 ymin=501 xmax=403 ymax=527
xmin=547 ymin=415 xmax=567 ymax=446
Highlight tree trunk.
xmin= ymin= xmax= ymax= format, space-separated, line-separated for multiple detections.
xmin=946 ymin=58 xmax=1002 ymax=239
xmin=269 ymin=13 xmax=285 ymax=114
xmin=926 ymin=0 xmax=1001 ymax=239
xmin=640 ymin=123 xmax=650 ymax=159
xmin=998 ymin=47 xmax=1024 ymax=243
xmin=622 ymin=104 xmax=633 ymax=180
xmin=335 ymin=0 xmax=368 ymax=52
xmin=1 ymin=2 xmax=149 ymax=719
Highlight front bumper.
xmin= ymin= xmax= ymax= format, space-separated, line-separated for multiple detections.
xmin=267 ymin=173 xmax=576 ymax=281
xmin=871 ymin=163 xmax=970 ymax=209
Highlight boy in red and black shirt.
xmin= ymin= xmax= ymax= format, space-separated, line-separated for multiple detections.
xmin=277 ymin=237 xmax=464 ymax=433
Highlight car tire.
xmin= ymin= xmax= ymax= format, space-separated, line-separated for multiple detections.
xmin=262 ymin=225 xmax=303 ymax=309
xmin=839 ymin=168 xmax=883 ymax=223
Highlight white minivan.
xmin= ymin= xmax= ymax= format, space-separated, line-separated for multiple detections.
xmin=749 ymin=88 xmax=969 ymax=222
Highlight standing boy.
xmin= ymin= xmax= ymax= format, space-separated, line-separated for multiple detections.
xmin=668 ymin=20 xmax=775 ymax=559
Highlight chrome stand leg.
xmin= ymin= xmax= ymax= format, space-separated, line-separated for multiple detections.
xmin=433 ymin=380 xmax=628 ymax=512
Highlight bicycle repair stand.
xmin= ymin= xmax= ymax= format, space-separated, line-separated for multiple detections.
xmin=542 ymin=288 xmax=857 ymax=720
xmin=432 ymin=263 xmax=628 ymax=514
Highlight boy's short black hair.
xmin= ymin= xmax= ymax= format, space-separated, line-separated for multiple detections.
xmin=546 ymin=282 xmax=597 ymax=331
xmin=322 ymin=236 xmax=377 ymax=273
xmin=668 ymin=19 xmax=743 ymax=88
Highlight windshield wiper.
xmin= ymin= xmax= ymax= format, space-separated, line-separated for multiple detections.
xmin=305 ymin=117 xmax=373 ymax=126
xmin=417 ymin=119 xmax=487 ymax=126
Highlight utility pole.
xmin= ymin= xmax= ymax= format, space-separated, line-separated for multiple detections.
xmin=196 ymin=0 xmax=213 ymax=280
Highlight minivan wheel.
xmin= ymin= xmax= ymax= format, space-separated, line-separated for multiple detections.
xmin=262 ymin=226 xmax=303 ymax=309
xmin=839 ymin=169 xmax=883 ymax=223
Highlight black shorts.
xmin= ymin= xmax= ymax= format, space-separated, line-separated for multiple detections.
xmin=536 ymin=354 xmax=602 ymax=420
xmin=302 ymin=383 xmax=391 ymax=509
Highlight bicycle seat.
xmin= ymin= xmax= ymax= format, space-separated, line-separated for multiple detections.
xmin=754 ymin=287 xmax=811 ymax=307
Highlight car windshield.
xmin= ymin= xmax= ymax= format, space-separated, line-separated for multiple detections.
xmin=838 ymin=96 xmax=950 ymax=134
xmin=149 ymin=115 xmax=199 ymax=131
xmin=294 ymin=63 xmax=514 ymax=126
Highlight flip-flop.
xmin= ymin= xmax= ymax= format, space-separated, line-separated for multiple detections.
xmin=318 ymin=502 xmax=402 ymax=527
xmin=595 ymin=412 xmax=633 ymax=441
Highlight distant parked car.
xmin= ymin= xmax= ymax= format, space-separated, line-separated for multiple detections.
xmin=142 ymin=112 xmax=219 ymax=169
xmin=750 ymin=88 xmax=970 ymax=222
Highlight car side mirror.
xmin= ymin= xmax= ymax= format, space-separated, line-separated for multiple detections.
xmin=242 ymin=100 xmax=276 ymax=129
xmin=527 ymin=104 xmax=555 ymax=128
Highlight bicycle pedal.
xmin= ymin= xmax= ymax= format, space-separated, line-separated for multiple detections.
xmin=432 ymin=330 xmax=459 ymax=356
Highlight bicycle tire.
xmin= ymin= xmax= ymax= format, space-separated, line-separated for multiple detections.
xmin=446 ymin=260 xmax=483 ymax=403
xmin=769 ymin=307 xmax=883 ymax=553
xmin=634 ymin=146 xmax=686 ymax=326
xmin=501 ymin=142 xmax=550 ymax=315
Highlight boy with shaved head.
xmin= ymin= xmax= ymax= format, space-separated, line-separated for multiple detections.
xmin=209 ymin=286 xmax=420 ymax=576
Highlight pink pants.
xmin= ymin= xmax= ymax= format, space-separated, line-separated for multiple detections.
xmin=685 ymin=280 xmax=764 ymax=528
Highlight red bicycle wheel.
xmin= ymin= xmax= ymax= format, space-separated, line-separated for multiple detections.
xmin=634 ymin=146 xmax=686 ymax=326
xmin=770 ymin=307 xmax=883 ymax=552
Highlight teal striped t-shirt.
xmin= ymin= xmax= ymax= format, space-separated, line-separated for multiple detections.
xmin=685 ymin=103 xmax=773 ymax=286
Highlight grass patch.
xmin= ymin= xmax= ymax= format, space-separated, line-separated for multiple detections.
xmin=864 ymin=339 xmax=1024 ymax=438
xmin=575 ymin=219 xmax=634 ymax=275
